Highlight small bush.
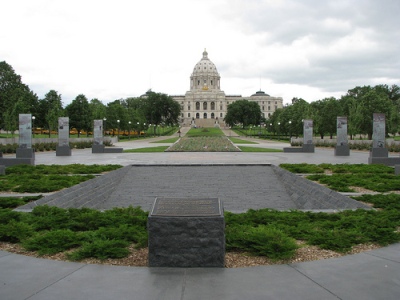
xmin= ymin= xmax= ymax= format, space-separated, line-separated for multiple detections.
xmin=93 ymin=225 xmax=148 ymax=248
xmin=22 ymin=229 xmax=82 ymax=255
xmin=226 ymin=225 xmax=298 ymax=260
xmin=0 ymin=196 xmax=42 ymax=209
xmin=0 ymin=220 xmax=34 ymax=243
xmin=67 ymin=239 xmax=130 ymax=261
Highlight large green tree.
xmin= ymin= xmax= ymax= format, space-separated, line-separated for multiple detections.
xmin=224 ymin=99 xmax=262 ymax=128
xmin=38 ymin=90 xmax=64 ymax=136
xmin=140 ymin=91 xmax=180 ymax=134
xmin=311 ymin=97 xmax=342 ymax=139
xmin=0 ymin=61 xmax=38 ymax=133
xmin=345 ymin=86 xmax=394 ymax=139
xmin=65 ymin=94 xmax=92 ymax=137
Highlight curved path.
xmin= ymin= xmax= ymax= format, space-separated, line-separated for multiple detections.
xmin=1 ymin=132 xmax=399 ymax=300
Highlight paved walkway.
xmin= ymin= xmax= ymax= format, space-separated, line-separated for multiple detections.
xmin=1 ymin=132 xmax=399 ymax=299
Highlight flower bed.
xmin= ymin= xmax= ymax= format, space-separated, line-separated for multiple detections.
xmin=166 ymin=136 xmax=241 ymax=152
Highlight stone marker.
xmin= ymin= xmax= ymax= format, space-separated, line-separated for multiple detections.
xmin=371 ymin=113 xmax=388 ymax=157
xmin=148 ymin=197 xmax=225 ymax=267
xmin=335 ymin=116 xmax=350 ymax=156
xmin=369 ymin=113 xmax=400 ymax=165
xmin=284 ymin=119 xmax=314 ymax=153
xmin=92 ymin=119 xmax=105 ymax=153
xmin=16 ymin=114 xmax=35 ymax=163
xmin=92 ymin=120 xmax=123 ymax=153
xmin=56 ymin=117 xmax=71 ymax=156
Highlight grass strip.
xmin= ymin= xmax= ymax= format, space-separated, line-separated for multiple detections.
xmin=123 ymin=146 xmax=169 ymax=153
xmin=228 ymin=137 xmax=258 ymax=144
xmin=238 ymin=146 xmax=283 ymax=152
xmin=150 ymin=137 xmax=179 ymax=143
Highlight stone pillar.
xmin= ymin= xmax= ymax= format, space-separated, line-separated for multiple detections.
xmin=335 ymin=116 xmax=350 ymax=156
xmin=16 ymin=114 xmax=35 ymax=162
xmin=92 ymin=120 xmax=105 ymax=153
xmin=369 ymin=113 xmax=389 ymax=160
xmin=302 ymin=119 xmax=315 ymax=153
xmin=148 ymin=197 xmax=225 ymax=268
xmin=56 ymin=117 xmax=71 ymax=156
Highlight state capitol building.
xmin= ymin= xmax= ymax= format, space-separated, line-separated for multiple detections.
xmin=172 ymin=49 xmax=284 ymax=127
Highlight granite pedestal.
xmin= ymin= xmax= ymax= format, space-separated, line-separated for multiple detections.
xmin=56 ymin=145 xmax=72 ymax=156
xmin=148 ymin=197 xmax=225 ymax=268
xmin=92 ymin=145 xmax=123 ymax=153
xmin=334 ymin=145 xmax=350 ymax=156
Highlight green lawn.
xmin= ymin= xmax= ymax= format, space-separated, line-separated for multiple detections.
xmin=186 ymin=127 xmax=225 ymax=137
xmin=123 ymin=146 xmax=169 ymax=153
xmin=150 ymin=137 xmax=179 ymax=143
xmin=229 ymin=137 xmax=258 ymax=144
xmin=238 ymin=146 xmax=283 ymax=152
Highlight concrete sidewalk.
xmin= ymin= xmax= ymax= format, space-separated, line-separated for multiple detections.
xmin=1 ymin=137 xmax=399 ymax=299
xmin=1 ymin=243 xmax=399 ymax=300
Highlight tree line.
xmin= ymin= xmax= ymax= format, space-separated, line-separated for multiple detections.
xmin=0 ymin=61 xmax=181 ymax=137
xmin=224 ymin=85 xmax=400 ymax=140
xmin=2 ymin=60 xmax=399 ymax=140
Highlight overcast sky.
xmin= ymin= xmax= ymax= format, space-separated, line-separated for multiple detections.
xmin=1 ymin=0 xmax=399 ymax=105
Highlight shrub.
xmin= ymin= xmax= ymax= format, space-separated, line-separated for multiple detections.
xmin=67 ymin=239 xmax=130 ymax=261
xmin=226 ymin=225 xmax=298 ymax=260
xmin=0 ymin=220 xmax=34 ymax=243
xmin=0 ymin=196 xmax=42 ymax=209
xmin=22 ymin=229 xmax=82 ymax=255
xmin=93 ymin=225 xmax=148 ymax=248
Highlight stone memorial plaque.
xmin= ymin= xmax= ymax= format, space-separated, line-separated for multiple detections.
xmin=19 ymin=114 xmax=32 ymax=148
xmin=372 ymin=113 xmax=385 ymax=148
xmin=151 ymin=197 xmax=222 ymax=217
xmin=93 ymin=120 xmax=103 ymax=145
xmin=303 ymin=119 xmax=313 ymax=144
xmin=148 ymin=197 xmax=225 ymax=267
xmin=337 ymin=116 xmax=348 ymax=146
xmin=58 ymin=117 xmax=69 ymax=147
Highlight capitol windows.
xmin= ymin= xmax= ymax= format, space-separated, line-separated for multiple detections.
xmin=198 ymin=80 xmax=200 ymax=86
xmin=188 ymin=113 xmax=191 ymax=118
xmin=220 ymin=113 xmax=223 ymax=117
xmin=262 ymin=106 xmax=264 ymax=110
xmin=268 ymin=106 xmax=271 ymax=110
xmin=203 ymin=102 xmax=207 ymax=110
xmin=188 ymin=105 xmax=191 ymax=110
xmin=204 ymin=113 xmax=207 ymax=119
xmin=211 ymin=80 xmax=213 ymax=86
xmin=211 ymin=113 xmax=215 ymax=119
xmin=211 ymin=102 xmax=215 ymax=110
xmin=196 ymin=102 xmax=200 ymax=110
xmin=196 ymin=113 xmax=200 ymax=119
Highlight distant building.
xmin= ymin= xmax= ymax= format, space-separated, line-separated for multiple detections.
xmin=172 ymin=49 xmax=284 ymax=127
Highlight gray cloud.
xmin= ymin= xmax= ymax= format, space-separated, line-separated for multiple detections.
xmin=216 ymin=0 xmax=400 ymax=96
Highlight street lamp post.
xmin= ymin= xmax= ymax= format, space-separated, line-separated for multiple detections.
xmin=32 ymin=116 xmax=35 ymax=138
xmin=117 ymin=120 xmax=120 ymax=141
xmin=269 ymin=123 xmax=272 ymax=139
xmin=278 ymin=122 xmax=281 ymax=140
xmin=103 ymin=117 xmax=107 ymax=136
xmin=128 ymin=121 xmax=131 ymax=140
xmin=288 ymin=120 xmax=292 ymax=140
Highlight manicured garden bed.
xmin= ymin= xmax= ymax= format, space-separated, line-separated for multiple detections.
xmin=0 ymin=163 xmax=399 ymax=264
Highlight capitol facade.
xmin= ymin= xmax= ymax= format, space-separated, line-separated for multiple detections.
xmin=172 ymin=49 xmax=284 ymax=127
